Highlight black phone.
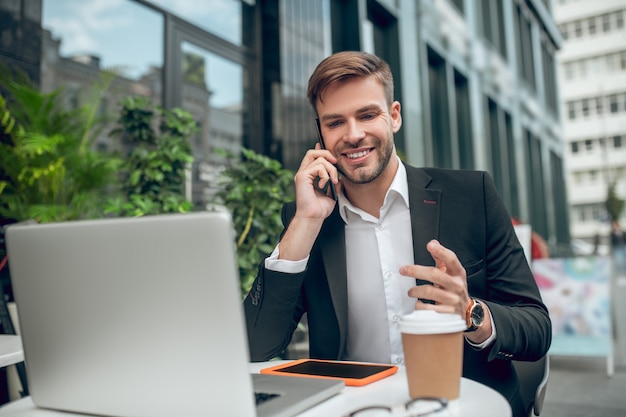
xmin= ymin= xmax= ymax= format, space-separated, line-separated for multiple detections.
xmin=314 ymin=119 xmax=338 ymax=201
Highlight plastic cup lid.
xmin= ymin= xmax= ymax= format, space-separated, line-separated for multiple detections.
xmin=398 ymin=310 xmax=466 ymax=334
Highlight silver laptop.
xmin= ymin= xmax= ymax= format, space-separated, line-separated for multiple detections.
xmin=6 ymin=211 xmax=343 ymax=417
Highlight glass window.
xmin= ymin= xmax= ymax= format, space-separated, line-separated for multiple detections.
xmin=585 ymin=139 xmax=593 ymax=151
xmin=607 ymin=53 xmax=617 ymax=72
xmin=588 ymin=16 xmax=597 ymax=35
xmin=42 ymin=1 xmax=163 ymax=82
xmin=591 ymin=206 xmax=603 ymax=220
xmin=568 ymin=101 xmax=576 ymax=119
xmin=560 ymin=23 xmax=569 ymax=40
xmin=573 ymin=171 xmax=582 ymax=183
xmin=609 ymin=94 xmax=619 ymax=113
xmin=181 ymin=42 xmax=243 ymax=110
xmin=571 ymin=141 xmax=579 ymax=153
xmin=40 ymin=0 xmax=164 ymax=158
xmin=574 ymin=20 xmax=583 ymax=37
xmin=578 ymin=60 xmax=586 ymax=77
xmin=591 ymin=56 xmax=602 ymax=73
xmin=616 ymin=10 xmax=624 ymax=29
xmin=428 ymin=47 xmax=452 ymax=168
xmin=179 ymin=41 xmax=244 ymax=205
xmin=613 ymin=135 xmax=623 ymax=149
xmin=602 ymin=14 xmax=611 ymax=32
xmin=564 ymin=62 xmax=573 ymax=79
xmin=581 ymin=98 xmax=589 ymax=117
xmin=596 ymin=96 xmax=604 ymax=115
xmin=149 ymin=0 xmax=242 ymax=45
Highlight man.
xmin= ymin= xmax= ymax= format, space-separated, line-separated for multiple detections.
xmin=244 ymin=51 xmax=551 ymax=417
xmin=611 ymin=220 xmax=626 ymax=276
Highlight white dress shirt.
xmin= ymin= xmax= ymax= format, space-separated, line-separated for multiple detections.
xmin=338 ymin=161 xmax=415 ymax=364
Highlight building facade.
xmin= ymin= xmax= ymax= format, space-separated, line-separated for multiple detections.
xmin=1 ymin=0 xmax=570 ymax=250
xmin=554 ymin=0 xmax=626 ymax=243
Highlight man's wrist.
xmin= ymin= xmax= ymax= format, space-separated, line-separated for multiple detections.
xmin=464 ymin=301 xmax=495 ymax=348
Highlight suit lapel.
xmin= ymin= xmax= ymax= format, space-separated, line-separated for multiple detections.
xmin=406 ymin=165 xmax=440 ymax=267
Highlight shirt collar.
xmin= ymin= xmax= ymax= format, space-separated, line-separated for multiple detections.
xmin=338 ymin=156 xmax=410 ymax=223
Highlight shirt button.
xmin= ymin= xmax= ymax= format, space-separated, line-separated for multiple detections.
xmin=393 ymin=315 xmax=400 ymax=322
xmin=395 ymin=357 xmax=403 ymax=364
xmin=384 ymin=271 xmax=392 ymax=280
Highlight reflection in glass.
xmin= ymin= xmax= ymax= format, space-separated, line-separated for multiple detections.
xmin=277 ymin=0 xmax=329 ymax=170
xmin=42 ymin=0 xmax=163 ymax=81
xmin=180 ymin=41 xmax=244 ymax=207
xmin=40 ymin=0 xmax=164 ymax=154
xmin=149 ymin=0 xmax=242 ymax=45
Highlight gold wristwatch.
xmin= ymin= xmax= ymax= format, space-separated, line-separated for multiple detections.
xmin=465 ymin=298 xmax=485 ymax=332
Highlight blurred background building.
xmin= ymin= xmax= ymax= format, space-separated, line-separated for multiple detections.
xmin=1 ymin=0 xmax=571 ymax=251
xmin=553 ymin=0 xmax=626 ymax=249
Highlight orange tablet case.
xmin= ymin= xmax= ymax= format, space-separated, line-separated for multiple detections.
xmin=260 ymin=359 xmax=398 ymax=387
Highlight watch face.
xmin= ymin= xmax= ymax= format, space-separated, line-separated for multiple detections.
xmin=471 ymin=303 xmax=484 ymax=326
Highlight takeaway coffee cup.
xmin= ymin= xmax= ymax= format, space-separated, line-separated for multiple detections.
xmin=399 ymin=310 xmax=466 ymax=401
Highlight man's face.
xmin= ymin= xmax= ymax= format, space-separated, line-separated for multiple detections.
xmin=316 ymin=76 xmax=402 ymax=185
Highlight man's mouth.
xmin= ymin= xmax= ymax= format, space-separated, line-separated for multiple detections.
xmin=344 ymin=149 xmax=373 ymax=159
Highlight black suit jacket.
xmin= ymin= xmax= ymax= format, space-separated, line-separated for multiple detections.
xmin=244 ymin=165 xmax=551 ymax=417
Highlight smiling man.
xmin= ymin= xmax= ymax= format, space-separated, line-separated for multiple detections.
xmin=243 ymin=51 xmax=551 ymax=417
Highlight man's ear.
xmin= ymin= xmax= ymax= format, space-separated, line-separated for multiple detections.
xmin=391 ymin=101 xmax=402 ymax=133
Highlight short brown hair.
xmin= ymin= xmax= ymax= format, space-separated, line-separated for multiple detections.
xmin=307 ymin=51 xmax=394 ymax=112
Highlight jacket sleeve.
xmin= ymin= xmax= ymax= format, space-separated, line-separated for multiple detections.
xmin=478 ymin=172 xmax=552 ymax=362
xmin=243 ymin=203 xmax=306 ymax=361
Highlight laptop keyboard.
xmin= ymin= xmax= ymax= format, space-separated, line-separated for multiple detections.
xmin=255 ymin=392 xmax=279 ymax=405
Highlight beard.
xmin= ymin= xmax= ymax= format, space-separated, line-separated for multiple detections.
xmin=336 ymin=135 xmax=395 ymax=185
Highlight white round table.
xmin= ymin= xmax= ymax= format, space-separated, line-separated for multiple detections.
xmin=249 ymin=361 xmax=511 ymax=417
xmin=0 ymin=361 xmax=511 ymax=417
xmin=0 ymin=336 xmax=24 ymax=368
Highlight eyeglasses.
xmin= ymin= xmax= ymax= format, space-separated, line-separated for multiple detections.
xmin=345 ymin=397 xmax=448 ymax=417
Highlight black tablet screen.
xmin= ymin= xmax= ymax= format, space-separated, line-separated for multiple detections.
xmin=273 ymin=361 xmax=394 ymax=379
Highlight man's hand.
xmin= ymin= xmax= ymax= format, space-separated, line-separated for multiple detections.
xmin=277 ymin=144 xmax=339 ymax=261
xmin=292 ymin=143 xmax=339 ymax=220
xmin=400 ymin=240 xmax=492 ymax=343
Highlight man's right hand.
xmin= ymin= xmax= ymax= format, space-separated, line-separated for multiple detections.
xmin=278 ymin=144 xmax=339 ymax=261
xmin=294 ymin=144 xmax=339 ymax=219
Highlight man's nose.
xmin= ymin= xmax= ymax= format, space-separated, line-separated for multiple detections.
xmin=344 ymin=119 xmax=366 ymax=143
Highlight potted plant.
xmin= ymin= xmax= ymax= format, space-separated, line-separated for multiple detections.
xmin=0 ymin=72 xmax=121 ymax=224
xmin=211 ymin=148 xmax=294 ymax=295
xmin=104 ymin=96 xmax=196 ymax=217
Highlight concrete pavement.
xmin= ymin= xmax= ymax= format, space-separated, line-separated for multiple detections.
xmin=541 ymin=357 xmax=626 ymax=417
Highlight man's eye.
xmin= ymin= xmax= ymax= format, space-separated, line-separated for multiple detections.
xmin=327 ymin=120 xmax=342 ymax=128
xmin=361 ymin=113 xmax=375 ymax=120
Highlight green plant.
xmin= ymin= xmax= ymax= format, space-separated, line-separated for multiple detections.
xmin=212 ymin=148 xmax=295 ymax=294
xmin=105 ymin=97 xmax=196 ymax=217
xmin=606 ymin=181 xmax=624 ymax=223
xmin=0 ymin=73 xmax=121 ymax=223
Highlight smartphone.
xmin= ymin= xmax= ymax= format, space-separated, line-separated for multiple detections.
xmin=314 ymin=119 xmax=338 ymax=201
xmin=260 ymin=359 xmax=398 ymax=386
